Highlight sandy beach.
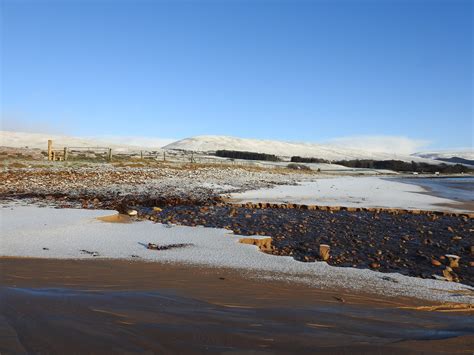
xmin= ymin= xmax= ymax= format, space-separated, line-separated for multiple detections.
xmin=1 ymin=258 xmax=473 ymax=354
xmin=2 ymin=0 xmax=473 ymax=352
xmin=1 ymin=164 xmax=473 ymax=353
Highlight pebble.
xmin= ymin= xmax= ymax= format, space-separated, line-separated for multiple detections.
xmin=127 ymin=209 xmax=138 ymax=216
xmin=431 ymin=259 xmax=442 ymax=267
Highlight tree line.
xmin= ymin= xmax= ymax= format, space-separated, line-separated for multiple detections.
xmin=291 ymin=156 xmax=470 ymax=173
xmin=215 ymin=150 xmax=280 ymax=162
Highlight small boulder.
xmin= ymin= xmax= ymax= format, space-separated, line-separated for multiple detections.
xmin=445 ymin=254 xmax=460 ymax=268
xmin=370 ymin=262 xmax=380 ymax=269
xmin=319 ymin=244 xmax=330 ymax=261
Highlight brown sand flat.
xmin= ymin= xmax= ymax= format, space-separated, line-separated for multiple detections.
xmin=1 ymin=258 xmax=473 ymax=354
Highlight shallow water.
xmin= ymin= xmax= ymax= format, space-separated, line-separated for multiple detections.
xmin=396 ymin=177 xmax=474 ymax=203
xmin=2 ymin=286 xmax=473 ymax=354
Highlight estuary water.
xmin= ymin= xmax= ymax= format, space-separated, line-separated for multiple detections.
xmin=396 ymin=176 xmax=474 ymax=203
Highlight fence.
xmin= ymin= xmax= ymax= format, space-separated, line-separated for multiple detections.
xmin=47 ymin=140 xmax=112 ymax=162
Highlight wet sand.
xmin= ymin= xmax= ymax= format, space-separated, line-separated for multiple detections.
xmin=1 ymin=258 xmax=473 ymax=354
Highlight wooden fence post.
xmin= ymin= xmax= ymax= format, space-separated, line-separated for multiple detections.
xmin=47 ymin=140 xmax=53 ymax=161
xmin=63 ymin=147 xmax=68 ymax=161
xmin=107 ymin=148 xmax=112 ymax=162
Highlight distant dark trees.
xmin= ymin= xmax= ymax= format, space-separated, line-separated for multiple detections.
xmin=291 ymin=156 xmax=329 ymax=164
xmin=215 ymin=150 xmax=280 ymax=162
xmin=290 ymin=156 xmax=471 ymax=173
xmin=332 ymin=159 xmax=470 ymax=173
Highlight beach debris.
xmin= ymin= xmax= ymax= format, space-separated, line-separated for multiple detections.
xmin=399 ymin=303 xmax=473 ymax=312
xmin=451 ymin=236 xmax=462 ymax=241
xmin=80 ymin=249 xmax=99 ymax=257
xmin=333 ymin=296 xmax=346 ymax=303
xmin=153 ymin=207 xmax=163 ymax=212
xmin=42 ymin=247 xmax=49 ymax=250
xmin=127 ymin=209 xmax=138 ymax=216
xmin=445 ymin=254 xmax=460 ymax=268
xmin=380 ymin=276 xmax=398 ymax=283
xmin=319 ymin=244 xmax=330 ymax=261
xmin=146 ymin=243 xmax=193 ymax=250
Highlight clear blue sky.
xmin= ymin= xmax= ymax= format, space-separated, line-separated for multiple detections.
xmin=1 ymin=0 xmax=472 ymax=149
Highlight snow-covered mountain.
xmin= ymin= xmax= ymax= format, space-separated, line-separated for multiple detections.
xmin=0 ymin=131 xmax=173 ymax=152
xmin=3 ymin=130 xmax=468 ymax=165
xmin=164 ymin=135 xmax=438 ymax=163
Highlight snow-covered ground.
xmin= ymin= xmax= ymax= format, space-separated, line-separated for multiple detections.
xmin=229 ymin=176 xmax=470 ymax=212
xmin=1 ymin=205 xmax=472 ymax=303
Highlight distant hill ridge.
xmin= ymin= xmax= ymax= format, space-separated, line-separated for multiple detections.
xmin=164 ymin=135 xmax=449 ymax=164
xmin=2 ymin=131 xmax=471 ymax=165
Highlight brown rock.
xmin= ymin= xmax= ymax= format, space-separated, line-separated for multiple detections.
xmin=446 ymin=254 xmax=460 ymax=268
xmin=319 ymin=244 xmax=330 ymax=261
xmin=431 ymin=259 xmax=442 ymax=267
xmin=370 ymin=262 xmax=380 ymax=269
xmin=442 ymin=267 xmax=454 ymax=282
xmin=239 ymin=237 xmax=273 ymax=252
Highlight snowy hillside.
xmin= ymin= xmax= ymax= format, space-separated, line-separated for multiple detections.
xmin=164 ymin=135 xmax=440 ymax=163
xmin=3 ymin=131 xmax=467 ymax=165
xmin=0 ymin=131 xmax=172 ymax=152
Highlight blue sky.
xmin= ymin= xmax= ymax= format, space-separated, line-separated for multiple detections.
xmin=1 ymin=0 xmax=472 ymax=151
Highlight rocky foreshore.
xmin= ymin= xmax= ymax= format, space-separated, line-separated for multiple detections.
xmin=2 ymin=164 xmax=473 ymax=287
xmin=128 ymin=204 xmax=473 ymax=286
xmin=0 ymin=165 xmax=314 ymax=204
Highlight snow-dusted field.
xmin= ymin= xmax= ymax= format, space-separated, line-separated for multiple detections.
xmin=1 ymin=205 xmax=472 ymax=303
xmin=229 ymin=176 xmax=469 ymax=212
